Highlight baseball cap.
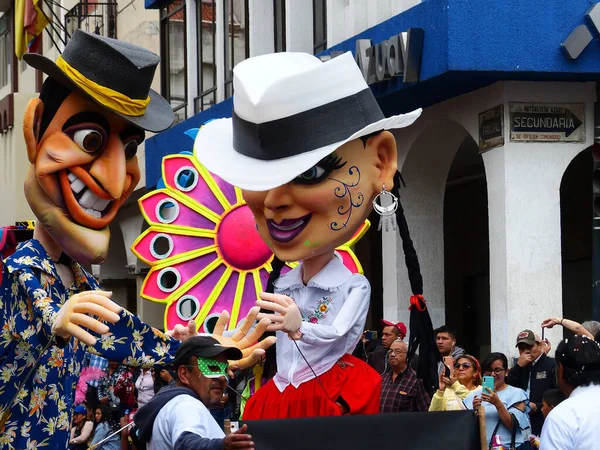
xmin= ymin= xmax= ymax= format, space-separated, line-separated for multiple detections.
xmin=381 ymin=319 xmax=407 ymax=338
xmin=515 ymin=329 xmax=541 ymax=347
xmin=74 ymin=405 xmax=87 ymax=415
xmin=172 ymin=336 xmax=243 ymax=367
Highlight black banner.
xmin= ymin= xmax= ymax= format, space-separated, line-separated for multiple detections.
xmin=243 ymin=411 xmax=480 ymax=450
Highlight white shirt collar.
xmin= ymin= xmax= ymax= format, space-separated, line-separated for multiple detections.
xmin=274 ymin=253 xmax=352 ymax=292
xmin=533 ymin=352 xmax=543 ymax=366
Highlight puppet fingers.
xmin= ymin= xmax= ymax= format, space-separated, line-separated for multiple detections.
xmin=231 ymin=307 xmax=260 ymax=342
xmin=70 ymin=313 xmax=110 ymax=335
xmin=239 ymin=335 xmax=277 ymax=358
xmin=72 ymin=302 xmax=121 ymax=323
xmin=213 ymin=310 xmax=230 ymax=336
xmin=256 ymin=313 xmax=283 ymax=324
xmin=255 ymin=299 xmax=287 ymax=315
xmin=235 ymin=317 xmax=272 ymax=349
xmin=63 ymin=323 xmax=97 ymax=346
xmin=73 ymin=292 xmax=121 ymax=314
xmin=265 ymin=322 xmax=284 ymax=332
xmin=259 ymin=292 xmax=293 ymax=309
xmin=232 ymin=348 xmax=266 ymax=371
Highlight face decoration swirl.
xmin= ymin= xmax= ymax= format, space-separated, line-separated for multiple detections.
xmin=132 ymin=131 xmax=370 ymax=332
xmin=328 ymin=165 xmax=364 ymax=231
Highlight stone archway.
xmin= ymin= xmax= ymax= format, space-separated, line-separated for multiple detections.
xmin=560 ymin=147 xmax=593 ymax=326
xmin=385 ymin=119 xmax=478 ymax=332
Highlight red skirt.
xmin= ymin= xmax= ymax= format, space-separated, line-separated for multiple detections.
xmin=242 ymin=354 xmax=381 ymax=420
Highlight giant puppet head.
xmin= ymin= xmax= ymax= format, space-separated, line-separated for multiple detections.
xmin=193 ymin=52 xmax=421 ymax=263
xmin=22 ymin=30 xmax=174 ymax=265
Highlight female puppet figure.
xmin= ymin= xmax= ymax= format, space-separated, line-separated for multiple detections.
xmin=194 ymin=52 xmax=433 ymax=418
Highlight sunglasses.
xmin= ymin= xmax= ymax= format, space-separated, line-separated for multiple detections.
xmin=454 ymin=362 xmax=472 ymax=370
xmin=484 ymin=368 xmax=506 ymax=376
xmin=186 ymin=357 xmax=229 ymax=379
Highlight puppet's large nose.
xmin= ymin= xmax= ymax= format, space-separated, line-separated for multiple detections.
xmin=263 ymin=185 xmax=293 ymax=211
xmin=89 ymin=134 xmax=126 ymax=199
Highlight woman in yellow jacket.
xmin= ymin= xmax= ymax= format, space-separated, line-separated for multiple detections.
xmin=429 ymin=354 xmax=482 ymax=411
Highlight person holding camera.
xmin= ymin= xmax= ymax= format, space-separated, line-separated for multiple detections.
xmin=465 ymin=353 xmax=531 ymax=450
xmin=355 ymin=320 xmax=407 ymax=375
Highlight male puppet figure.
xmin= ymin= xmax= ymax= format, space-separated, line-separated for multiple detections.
xmin=194 ymin=52 xmax=423 ymax=418
xmin=0 ymin=31 xmax=270 ymax=449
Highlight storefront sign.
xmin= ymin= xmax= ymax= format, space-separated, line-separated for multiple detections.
xmin=509 ymin=103 xmax=585 ymax=143
xmin=478 ymin=105 xmax=504 ymax=152
xmin=354 ymin=28 xmax=424 ymax=85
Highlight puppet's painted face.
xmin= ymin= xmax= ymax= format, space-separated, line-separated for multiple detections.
xmin=242 ymin=133 xmax=397 ymax=262
xmin=23 ymin=92 xmax=142 ymax=264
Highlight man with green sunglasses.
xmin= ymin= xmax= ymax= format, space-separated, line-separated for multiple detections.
xmin=133 ymin=336 xmax=255 ymax=450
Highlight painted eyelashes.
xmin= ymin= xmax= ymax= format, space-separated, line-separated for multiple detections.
xmin=293 ymin=153 xmax=347 ymax=185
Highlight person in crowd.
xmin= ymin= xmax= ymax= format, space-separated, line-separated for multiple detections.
xmin=84 ymin=353 xmax=109 ymax=410
xmin=540 ymin=335 xmax=600 ymax=450
xmin=380 ymin=339 xmax=430 ymax=413
xmin=134 ymin=367 xmax=155 ymax=410
xmin=98 ymin=361 xmax=127 ymax=419
xmin=90 ymin=405 xmax=120 ymax=450
xmin=507 ymin=329 xmax=556 ymax=436
xmin=114 ymin=366 xmax=137 ymax=418
xmin=435 ymin=326 xmax=465 ymax=359
xmin=69 ymin=404 xmax=94 ymax=450
xmin=154 ymin=368 xmax=177 ymax=393
xmin=354 ymin=320 xmax=408 ymax=374
xmin=465 ymin=353 xmax=531 ymax=450
xmin=430 ymin=354 xmax=482 ymax=411
xmin=542 ymin=317 xmax=595 ymax=339
xmin=530 ymin=389 xmax=565 ymax=449
xmin=133 ymin=336 xmax=254 ymax=449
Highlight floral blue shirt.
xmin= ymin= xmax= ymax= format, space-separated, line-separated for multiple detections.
xmin=0 ymin=240 xmax=180 ymax=449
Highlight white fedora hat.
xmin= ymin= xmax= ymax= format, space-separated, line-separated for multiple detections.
xmin=193 ymin=51 xmax=422 ymax=191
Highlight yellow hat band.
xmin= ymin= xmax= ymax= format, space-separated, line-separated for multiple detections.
xmin=56 ymin=56 xmax=151 ymax=117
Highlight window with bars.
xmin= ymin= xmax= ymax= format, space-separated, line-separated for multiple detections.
xmin=223 ymin=0 xmax=249 ymax=99
xmin=313 ymin=0 xmax=326 ymax=54
xmin=273 ymin=0 xmax=285 ymax=52
xmin=0 ymin=13 xmax=11 ymax=90
xmin=195 ymin=0 xmax=217 ymax=113
xmin=160 ymin=0 xmax=188 ymax=125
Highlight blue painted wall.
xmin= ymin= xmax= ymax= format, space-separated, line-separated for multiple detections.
xmin=145 ymin=0 xmax=600 ymax=188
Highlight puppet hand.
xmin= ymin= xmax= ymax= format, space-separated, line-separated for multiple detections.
xmin=211 ymin=307 xmax=277 ymax=371
xmin=51 ymin=290 xmax=122 ymax=346
xmin=256 ymin=292 xmax=302 ymax=336
xmin=168 ymin=320 xmax=198 ymax=342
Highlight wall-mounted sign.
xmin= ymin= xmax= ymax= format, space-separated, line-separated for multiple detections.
xmin=509 ymin=103 xmax=585 ymax=143
xmin=478 ymin=105 xmax=504 ymax=152
xmin=354 ymin=28 xmax=424 ymax=85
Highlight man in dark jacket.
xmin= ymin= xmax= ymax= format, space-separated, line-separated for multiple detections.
xmin=133 ymin=336 xmax=254 ymax=450
xmin=507 ymin=329 xmax=557 ymax=436
xmin=354 ymin=320 xmax=408 ymax=374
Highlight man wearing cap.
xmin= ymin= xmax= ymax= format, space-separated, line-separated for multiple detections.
xmin=0 ymin=31 xmax=269 ymax=449
xmin=356 ymin=319 xmax=407 ymax=374
xmin=507 ymin=329 xmax=557 ymax=436
xmin=134 ymin=336 xmax=254 ymax=450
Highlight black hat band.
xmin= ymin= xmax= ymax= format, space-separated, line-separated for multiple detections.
xmin=232 ymin=88 xmax=385 ymax=161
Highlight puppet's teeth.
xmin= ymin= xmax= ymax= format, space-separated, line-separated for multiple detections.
xmin=85 ymin=208 xmax=101 ymax=218
xmin=272 ymin=220 xmax=303 ymax=231
xmin=79 ymin=189 xmax=100 ymax=209
xmin=70 ymin=178 xmax=85 ymax=194
xmin=67 ymin=172 xmax=77 ymax=182
xmin=93 ymin=198 xmax=110 ymax=212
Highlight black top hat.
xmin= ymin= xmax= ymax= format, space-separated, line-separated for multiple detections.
xmin=172 ymin=336 xmax=243 ymax=367
xmin=24 ymin=30 xmax=173 ymax=132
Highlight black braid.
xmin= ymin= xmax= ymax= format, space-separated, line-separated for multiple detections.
xmin=393 ymin=171 xmax=441 ymax=396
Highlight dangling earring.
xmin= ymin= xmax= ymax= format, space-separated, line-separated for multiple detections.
xmin=372 ymin=184 xmax=399 ymax=232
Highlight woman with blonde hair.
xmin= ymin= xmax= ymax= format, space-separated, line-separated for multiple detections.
xmin=429 ymin=354 xmax=482 ymax=411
